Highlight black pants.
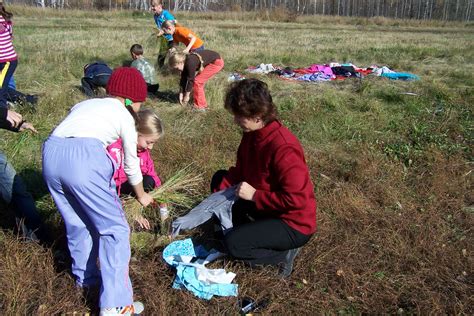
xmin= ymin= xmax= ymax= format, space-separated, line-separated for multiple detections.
xmin=147 ymin=83 xmax=159 ymax=95
xmin=81 ymin=74 xmax=110 ymax=97
xmin=117 ymin=175 xmax=155 ymax=196
xmin=211 ymin=170 xmax=312 ymax=267
xmin=0 ymin=60 xmax=17 ymax=107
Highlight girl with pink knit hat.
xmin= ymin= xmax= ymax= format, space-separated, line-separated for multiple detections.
xmin=42 ymin=67 xmax=152 ymax=315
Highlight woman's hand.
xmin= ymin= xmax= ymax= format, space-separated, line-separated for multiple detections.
xmin=236 ymin=181 xmax=256 ymax=201
xmin=134 ymin=215 xmax=151 ymax=230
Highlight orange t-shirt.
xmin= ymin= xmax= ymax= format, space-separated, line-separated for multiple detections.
xmin=173 ymin=26 xmax=203 ymax=50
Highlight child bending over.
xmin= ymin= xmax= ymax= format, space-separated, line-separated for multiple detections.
xmin=43 ymin=67 xmax=153 ymax=314
xmin=162 ymin=20 xmax=204 ymax=54
xmin=168 ymin=50 xmax=224 ymax=111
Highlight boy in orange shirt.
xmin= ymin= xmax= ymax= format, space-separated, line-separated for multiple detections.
xmin=162 ymin=20 xmax=204 ymax=54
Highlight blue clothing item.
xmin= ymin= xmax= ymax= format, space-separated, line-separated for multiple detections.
xmin=154 ymin=10 xmax=175 ymax=42
xmin=42 ymin=136 xmax=133 ymax=309
xmin=8 ymin=76 xmax=15 ymax=89
xmin=84 ymin=62 xmax=112 ymax=79
xmin=171 ymin=186 xmax=237 ymax=237
xmin=0 ymin=60 xmax=17 ymax=108
xmin=163 ymin=239 xmax=238 ymax=300
xmin=295 ymin=72 xmax=333 ymax=82
xmin=0 ymin=150 xmax=45 ymax=240
xmin=190 ymin=45 xmax=205 ymax=53
xmin=381 ymin=72 xmax=420 ymax=81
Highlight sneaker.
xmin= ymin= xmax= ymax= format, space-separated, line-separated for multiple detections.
xmin=279 ymin=248 xmax=301 ymax=278
xmin=99 ymin=301 xmax=144 ymax=315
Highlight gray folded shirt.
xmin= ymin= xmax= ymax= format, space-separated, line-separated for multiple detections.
xmin=171 ymin=186 xmax=237 ymax=237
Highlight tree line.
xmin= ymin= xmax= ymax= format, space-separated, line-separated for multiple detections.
xmin=8 ymin=0 xmax=474 ymax=21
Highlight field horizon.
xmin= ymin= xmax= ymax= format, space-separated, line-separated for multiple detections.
xmin=0 ymin=5 xmax=472 ymax=315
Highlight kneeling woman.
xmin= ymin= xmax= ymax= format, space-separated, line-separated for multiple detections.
xmin=168 ymin=50 xmax=224 ymax=111
xmin=212 ymin=79 xmax=317 ymax=277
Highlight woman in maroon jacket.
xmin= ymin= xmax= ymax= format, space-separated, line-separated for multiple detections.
xmin=212 ymin=78 xmax=317 ymax=277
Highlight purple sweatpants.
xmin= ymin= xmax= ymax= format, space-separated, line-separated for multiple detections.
xmin=42 ymin=136 xmax=133 ymax=308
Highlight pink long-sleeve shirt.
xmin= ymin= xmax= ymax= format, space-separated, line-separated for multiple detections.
xmin=107 ymin=138 xmax=161 ymax=190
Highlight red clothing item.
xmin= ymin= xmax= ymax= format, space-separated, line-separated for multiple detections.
xmin=217 ymin=120 xmax=317 ymax=235
xmin=193 ymin=58 xmax=224 ymax=109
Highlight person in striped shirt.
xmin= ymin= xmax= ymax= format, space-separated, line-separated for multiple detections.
xmin=0 ymin=2 xmax=18 ymax=108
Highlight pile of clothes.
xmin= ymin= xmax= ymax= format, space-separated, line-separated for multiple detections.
xmin=243 ymin=63 xmax=419 ymax=83
xmin=163 ymin=238 xmax=238 ymax=300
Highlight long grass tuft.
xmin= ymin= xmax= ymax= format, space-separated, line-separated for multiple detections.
xmin=121 ymin=166 xmax=203 ymax=224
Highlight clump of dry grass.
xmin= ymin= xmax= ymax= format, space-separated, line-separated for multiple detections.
xmin=121 ymin=166 xmax=202 ymax=224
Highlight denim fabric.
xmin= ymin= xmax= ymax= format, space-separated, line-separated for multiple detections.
xmin=171 ymin=186 xmax=237 ymax=237
xmin=0 ymin=150 xmax=45 ymax=239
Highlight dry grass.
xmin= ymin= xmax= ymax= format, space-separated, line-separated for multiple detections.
xmin=0 ymin=6 xmax=472 ymax=315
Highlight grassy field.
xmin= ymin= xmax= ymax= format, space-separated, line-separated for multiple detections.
xmin=0 ymin=6 xmax=472 ymax=314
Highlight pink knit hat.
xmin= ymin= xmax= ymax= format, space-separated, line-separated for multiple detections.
xmin=106 ymin=67 xmax=147 ymax=103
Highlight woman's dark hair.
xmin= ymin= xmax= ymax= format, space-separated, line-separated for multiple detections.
xmin=224 ymin=78 xmax=277 ymax=123
xmin=0 ymin=3 xmax=13 ymax=21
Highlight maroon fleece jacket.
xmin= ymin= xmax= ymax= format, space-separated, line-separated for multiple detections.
xmin=217 ymin=120 xmax=317 ymax=235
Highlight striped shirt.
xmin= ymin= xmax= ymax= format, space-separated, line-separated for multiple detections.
xmin=0 ymin=16 xmax=17 ymax=63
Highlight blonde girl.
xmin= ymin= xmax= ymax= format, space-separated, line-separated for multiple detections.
xmin=168 ymin=50 xmax=224 ymax=111
xmin=107 ymin=109 xmax=164 ymax=196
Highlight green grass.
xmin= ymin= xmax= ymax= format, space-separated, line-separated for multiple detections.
xmin=0 ymin=5 xmax=472 ymax=315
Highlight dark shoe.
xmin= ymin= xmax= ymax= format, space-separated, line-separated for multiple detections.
xmin=25 ymin=94 xmax=38 ymax=105
xmin=279 ymin=247 xmax=301 ymax=278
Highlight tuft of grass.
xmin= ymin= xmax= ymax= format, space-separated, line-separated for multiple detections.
xmin=122 ymin=167 xmax=202 ymax=224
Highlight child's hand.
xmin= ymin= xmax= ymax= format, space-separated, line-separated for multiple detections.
xmin=182 ymin=94 xmax=190 ymax=105
xmin=137 ymin=192 xmax=153 ymax=207
xmin=156 ymin=29 xmax=164 ymax=37
xmin=135 ymin=215 xmax=151 ymax=230
xmin=183 ymin=48 xmax=190 ymax=54
xmin=19 ymin=122 xmax=38 ymax=133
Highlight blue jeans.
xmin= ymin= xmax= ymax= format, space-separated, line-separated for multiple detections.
xmin=0 ymin=150 xmax=46 ymax=240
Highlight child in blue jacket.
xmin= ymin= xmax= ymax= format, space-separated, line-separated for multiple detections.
xmin=151 ymin=0 xmax=176 ymax=68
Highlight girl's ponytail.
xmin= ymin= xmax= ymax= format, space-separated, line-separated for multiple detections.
xmin=0 ymin=3 xmax=13 ymax=21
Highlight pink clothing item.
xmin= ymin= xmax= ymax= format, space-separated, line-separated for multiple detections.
xmin=107 ymin=139 xmax=161 ymax=190
xmin=0 ymin=16 xmax=17 ymax=62
xmin=193 ymin=58 xmax=224 ymax=109
xmin=306 ymin=64 xmax=334 ymax=77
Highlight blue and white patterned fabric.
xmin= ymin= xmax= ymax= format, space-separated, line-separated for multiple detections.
xmin=163 ymin=239 xmax=238 ymax=300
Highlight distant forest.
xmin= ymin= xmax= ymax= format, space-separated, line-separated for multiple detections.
xmin=8 ymin=0 xmax=474 ymax=21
